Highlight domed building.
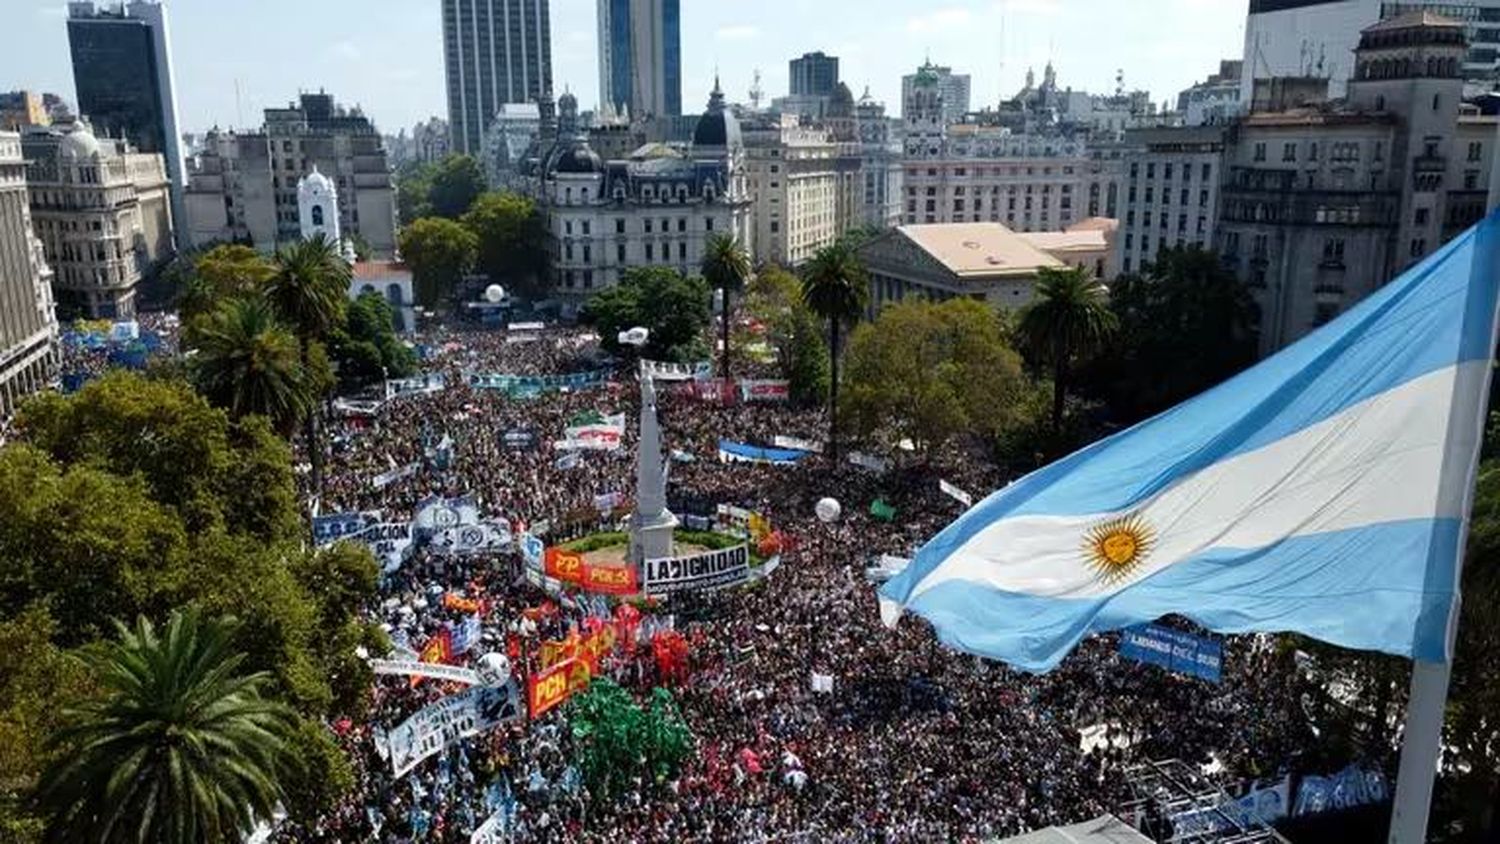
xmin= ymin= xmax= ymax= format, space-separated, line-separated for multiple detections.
xmin=530 ymin=83 xmax=751 ymax=309
xmin=21 ymin=120 xmax=172 ymax=318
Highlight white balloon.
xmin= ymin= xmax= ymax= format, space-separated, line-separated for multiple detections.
xmin=485 ymin=284 xmax=506 ymax=304
xmin=815 ymin=497 xmax=841 ymax=524
xmin=475 ymin=652 xmax=512 ymax=687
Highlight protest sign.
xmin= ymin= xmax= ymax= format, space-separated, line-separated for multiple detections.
xmin=353 ymin=522 xmax=415 ymax=573
xmin=430 ymin=522 xmax=512 ymax=555
xmin=583 ymin=563 xmax=637 ymax=596
xmin=386 ymin=682 xmax=523 ymax=778
xmin=811 ymin=672 xmax=835 ymax=694
xmin=563 ymin=412 xmax=626 ymax=451
xmin=739 ymin=379 xmax=790 ymax=402
xmin=772 ymin=435 xmax=822 ymax=454
xmin=413 ymin=496 xmax=483 ymax=533
xmin=1118 ymin=624 xmax=1223 ymax=683
xmin=642 ymin=545 xmax=751 ymax=597
xmin=939 ymin=479 xmax=974 ymax=508
xmin=640 ymin=360 xmax=712 ymax=381
xmin=544 ymin=547 xmax=585 ymax=584
xmin=372 ymin=461 xmax=420 ymax=490
xmin=848 ymin=451 xmax=890 ymax=473
xmin=502 ymin=429 xmax=536 ymax=449
xmin=527 ymin=657 xmax=591 ymax=717
xmin=448 ymin=615 xmax=483 ymax=656
xmin=554 ymin=450 xmax=581 ymax=470
xmin=717 ymin=440 xmax=806 ymax=465
xmin=312 ymin=511 xmax=377 ymax=546
xmin=370 ymin=660 xmax=481 ymax=685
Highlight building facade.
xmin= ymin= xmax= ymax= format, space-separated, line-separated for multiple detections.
xmin=67 ymin=0 xmax=186 ymax=240
xmin=856 ymin=223 xmax=1065 ymax=318
xmin=743 ymin=119 xmax=841 ymax=266
xmin=0 ymin=91 xmax=50 ymax=131
xmin=22 ymin=122 xmax=172 ymax=319
xmin=442 ymin=0 xmax=554 ymax=155
xmin=484 ymin=103 xmax=541 ymax=189
xmin=790 ymin=51 xmax=839 ymax=98
xmin=526 ymin=86 xmax=752 ymax=307
xmin=0 ymin=132 xmax=58 ymax=416
xmin=184 ymin=92 xmax=396 ymax=258
xmin=1239 ymin=0 xmax=1500 ymax=106
xmin=1114 ymin=125 xmax=1228 ymax=275
xmin=1177 ymin=60 xmax=1244 ymax=126
xmin=900 ymin=69 xmax=1123 ymax=232
xmin=856 ymin=88 xmax=904 ymax=230
xmin=1219 ymin=13 xmax=1494 ymax=354
xmin=597 ymin=0 xmax=681 ymax=119
xmin=901 ymin=61 xmax=971 ymax=124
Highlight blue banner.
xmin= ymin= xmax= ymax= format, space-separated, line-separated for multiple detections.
xmin=465 ymin=369 xmax=611 ymax=394
xmin=717 ymin=439 xmax=808 ymax=465
xmin=1293 ymin=765 xmax=1388 ymax=817
xmin=1118 ymin=624 xmax=1222 ymax=682
xmin=312 ymin=511 xmax=377 ymax=546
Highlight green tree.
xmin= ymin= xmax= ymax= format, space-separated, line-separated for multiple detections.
xmin=398 ymin=216 xmax=478 ymax=308
xmin=462 ymin=191 xmax=545 ymax=298
xmin=328 ymin=292 xmax=417 ymax=389
xmin=800 ymin=242 xmax=868 ymax=460
xmin=180 ymin=245 xmax=277 ymax=319
xmin=395 ymin=160 xmax=437 ymax=224
xmin=428 ymin=154 xmax=487 ymax=219
xmin=700 ymin=234 xmax=751 ymax=379
xmin=1017 ymin=266 xmax=1118 ymax=433
xmin=1084 ymin=246 xmax=1259 ymax=423
xmin=842 ymin=299 xmax=1028 ymax=455
xmin=769 ymin=301 xmax=831 ymax=409
xmin=34 ymin=610 xmax=300 ymax=844
xmin=187 ymin=297 xmax=313 ymax=437
xmin=266 ymin=235 xmax=350 ymax=495
xmin=584 ymin=266 xmax=711 ymax=362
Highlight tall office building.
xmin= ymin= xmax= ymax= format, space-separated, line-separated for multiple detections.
xmin=67 ymin=1 xmax=185 ymax=241
xmin=789 ymin=52 xmax=839 ymax=97
xmin=0 ymin=132 xmax=58 ymax=416
xmin=596 ymin=0 xmax=681 ymax=119
xmin=442 ymin=0 xmax=554 ymax=156
xmin=901 ymin=61 xmax=971 ymax=124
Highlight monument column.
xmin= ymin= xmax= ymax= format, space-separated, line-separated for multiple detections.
xmin=627 ymin=362 xmax=678 ymax=566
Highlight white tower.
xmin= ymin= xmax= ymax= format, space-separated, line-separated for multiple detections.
xmin=296 ymin=166 xmax=340 ymax=243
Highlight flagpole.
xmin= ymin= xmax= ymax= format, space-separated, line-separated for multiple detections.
xmin=1388 ymin=205 xmax=1500 ymax=844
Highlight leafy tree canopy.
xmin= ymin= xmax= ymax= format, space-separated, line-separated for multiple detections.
xmin=461 ymin=191 xmax=546 ymax=298
xmin=397 ymin=216 xmax=478 ymax=308
xmin=584 ymin=267 xmax=711 ymax=362
xmin=842 ymin=298 xmax=1030 ymax=455
xmin=328 ymin=292 xmax=417 ymax=388
xmin=397 ymin=155 xmax=487 ymax=223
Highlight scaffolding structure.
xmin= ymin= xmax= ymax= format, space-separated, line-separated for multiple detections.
xmin=1117 ymin=759 xmax=1289 ymax=844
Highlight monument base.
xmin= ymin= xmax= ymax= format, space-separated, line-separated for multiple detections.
xmin=628 ymin=510 xmax=679 ymax=566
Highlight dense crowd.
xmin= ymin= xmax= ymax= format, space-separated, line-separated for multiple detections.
xmin=278 ymin=325 xmax=1321 ymax=843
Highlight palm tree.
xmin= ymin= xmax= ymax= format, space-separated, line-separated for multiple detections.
xmin=34 ymin=610 xmax=299 ymax=843
xmin=1017 ymin=266 xmax=1118 ymax=433
xmin=265 ymin=235 xmax=351 ymax=494
xmin=700 ymin=233 xmax=751 ymax=380
xmin=190 ymin=297 xmax=312 ymax=436
xmin=800 ymin=242 xmax=868 ymax=460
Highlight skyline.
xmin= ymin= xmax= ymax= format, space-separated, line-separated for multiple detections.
xmin=3 ymin=0 xmax=1245 ymax=135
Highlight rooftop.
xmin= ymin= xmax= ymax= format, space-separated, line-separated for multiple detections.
xmin=897 ymin=223 xmax=1065 ymax=279
xmin=352 ymin=261 xmax=411 ymax=280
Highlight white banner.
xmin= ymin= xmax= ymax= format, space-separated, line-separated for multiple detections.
xmin=372 ymin=461 xmax=420 ymax=489
xmin=413 ymin=496 xmax=483 ymax=532
xmin=554 ymin=450 xmax=581 ymax=470
xmin=562 ymin=413 xmax=626 ymax=451
xmin=430 ymin=522 xmax=512 ymax=556
xmin=939 ymin=479 xmax=974 ymax=508
xmin=355 ymin=522 xmax=415 ymax=573
xmin=641 ymin=360 xmax=712 ymax=382
xmin=811 ymin=672 xmax=835 ymax=694
xmin=642 ymin=545 xmax=751 ymax=597
xmin=387 ymin=682 xmax=523 ymax=778
xmin=471 ymin=813 xmax=505 ymax=844
xmin=772 ymin=435 xmax=823 ymax=453
xmin=739 ymin=379 xmax=790 ymax=402
xmin=369 ymin=660 xmax=481 ymax=685
xmin=848 ymin=451 xmax=890 ymax=473
xmin=386 ymin=373 xmax=447 ymax=397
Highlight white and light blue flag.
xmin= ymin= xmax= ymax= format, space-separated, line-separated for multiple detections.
xmin=879 ymin=211 xmax=1500 ymax=671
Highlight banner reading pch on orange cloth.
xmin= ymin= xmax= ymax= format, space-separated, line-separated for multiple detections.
xmin=527 ymin=657 xmax=592 ymax=717
xmin=544 ymin=547 xmax=584 ymax=584
xmin=539 ymin=631 xmax=580 ymax=670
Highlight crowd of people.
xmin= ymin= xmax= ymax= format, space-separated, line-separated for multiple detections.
xmin=275 ymin=324 xmax=1324 ymax=843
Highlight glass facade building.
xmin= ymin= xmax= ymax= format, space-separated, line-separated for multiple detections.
xmin=442 ymin=0 xmax=554 ymax=156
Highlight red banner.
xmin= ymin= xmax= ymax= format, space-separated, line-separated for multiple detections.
xmin=583 ymin=563 xmax=638 ymax=595
xmin=412 ymin=628 xmax=453 ymax=688
xmin=539 ymin=631 xmax=580 ymax=670
xmin=527 ymin=657 xmax=592 ymax=717
xmin=544 ymin=547 xmax=585 ymax=584
xmin=442 ymin=592 xmax=482 ymax=613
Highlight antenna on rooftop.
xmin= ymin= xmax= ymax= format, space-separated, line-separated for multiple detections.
xmin=750 ymin=69 xmax=764 ymax=111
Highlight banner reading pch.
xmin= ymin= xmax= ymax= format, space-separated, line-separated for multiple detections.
xmin=527 ymin=657 xmax=591 ymax=717
xmin=642 ymin=545 xmax=751 ymax=597
xmin=583 ymin=563 xmax=637 ymax=595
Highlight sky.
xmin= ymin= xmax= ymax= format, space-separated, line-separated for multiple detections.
xmin=2 ymin=0 xmax=1246 ymax=135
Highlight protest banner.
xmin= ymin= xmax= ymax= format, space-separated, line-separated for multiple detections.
xmin=539 ymin=635 xmax=578 ymax=670
xmin=370 ymin=660 xmax=481 ymax=685
xmin=1292 ymin=765 xmax=1388 ymax=817
xmin=848 ymin=451 xmax=890 ymax=473
xmin=312 ymin=511 xmax=378 ymax=546
xmin=592 ymin=491 xmax=624 ymax=512
xmin=520 ymin=534 xmax=545 ymax=568
xmin=939 ymin=479 xmax=975 ymax=508
xmin=443 ymin=593 xmax=483 ymax=613
xmin=386 ymin=682 xmax=523 ymax=778
xmin=502 ymin=429 xmax=536 ymax=449
xmin=870 ymin=499 xmax=897 ymax=522
xmin=562 ymin=412 xmax=626 ymax=451
xmin=739 ymin=379 xmax=790 ymax=402
xmin=430 ymin=522 xmax=512 ymax=556
xmin=580 ymin=624 xmax=618 ymax=668
xmin=413 ymin=496 xmax=483 ymax=533
xmin=772 ymin=435 xmax=823 ymax=454
xmin=527 ymin=657 xmax=590 ymax=717
xmin=353 ymin=522 xmax=415 ymax=573
xmin=372 ymin=461 xmax=420 ymax=490
xmin=640 ymin=360 xmax=712 ymax=382
xmin=583 ymin=562 xmax=638 ymax=596
xmin=642 ymin=545 xmax=751 ymax=597
xmin=717 ymin=440 xmax=807 ymax=465
xmin=553 ymin=450 xmax=581 ymax=470
xmin=544 ymin=547 xmax=585 ymax=584
xmin=811 ymin=672 xmax=835 ymax=694
xmin=1118 ymin=624 xmax=1223 ymax=683
xmin=386 ymin=373 xmax=447 ymax=397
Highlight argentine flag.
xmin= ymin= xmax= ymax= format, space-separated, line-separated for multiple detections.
xmin=879 ymin=211 xmax=1500 ymax=672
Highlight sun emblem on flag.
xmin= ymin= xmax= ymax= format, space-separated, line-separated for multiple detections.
xmin=1082 ymin=513 xmax=1156 ymax=584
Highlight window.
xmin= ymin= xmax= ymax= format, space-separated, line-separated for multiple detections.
xmin=706 ymin=218 xmax=714 ymax=232
xmin=645 ymin=243 xmax=654 ymax=261
xmin=1164 ymin=163 xmax=1174 ymax=180
xmin=1201 ymin=163 xmax=1212 ymax=181
xmin=679 ymin=243 xmax=687 ymax=260
xmin=678 ymin=218 xmax=686 ymax=232
xmin=770 ymin=220 xmax=779 ymax=233
xmin=1146 ymin=163 xmax=1156 ymax=179
xmin=644 ymin=219 xmax=652 ymax=233
xmin=583 ymin=245 xmax=591 ymax=263
xmin=1253 ymin=143 xmax=1266 ymax=162
xmin=1415 ymin=208 xmax=1429 ymax=226
xmin=616 ymin=218 xmax=626 ymax=234
xmin=1322 ymin=238 xmax=1345 ymax=265
xmin=1309 ymin=142 xmax=1319 ymax=161
xmin=582 ymin=221 xmax=591 ymax=235
xmin=310 ymin=205 xmax=324 ymax=226
xmin=617 ymin=243 xmax=626 ymax=262
xmin=1282 ymin=142 xmax=1297 ymax=162
xmin=1410 ymin=238 xmax=1427 ymax=258
xmin=1468 ymin=141 xmax=1484 ymax=162
xmin=565 ymin=244 xmax=574 ymax=261
xmin=564 ymin=220 xmax=573 ymax=235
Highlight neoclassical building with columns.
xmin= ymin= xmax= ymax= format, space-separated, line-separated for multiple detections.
xmin=0 ymin=131 xmax=58 ymax=417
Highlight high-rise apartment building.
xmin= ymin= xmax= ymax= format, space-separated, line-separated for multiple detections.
xmin=184 ymin=92 xmax=396 ymax=257
xmin=0 ymin=132 xmax=58 ymax=416
xmin=67 ymin=1 xmax=186 ymax=241
xmin=789 ymin=52 xmax=840 ymax=98
xmin=597 ymin=0 xmax=681 ymax=119
xmin=1113 ymin=126 xmax=1228 ymax=275
xmin=442 ymin=0 xmax=554 ymax=155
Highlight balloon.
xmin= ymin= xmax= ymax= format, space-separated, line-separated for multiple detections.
xmin=617 ymin=326 xmax=649 ymax=346
xmin=484 ymin=284 xmax=505 ymax=304
xmin=815 ymin=497 xmax=841 ymax=523
xmin=475 ymin=652 xmax=512 ymax=687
